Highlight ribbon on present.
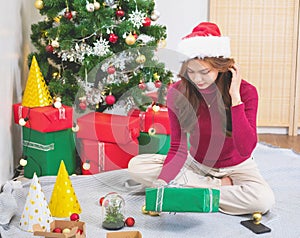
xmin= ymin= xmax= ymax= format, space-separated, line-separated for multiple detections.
xmin=23 ymin=140 xmax=55 ymax=152
xmin=98 ymin=142 xmax=105 ymax=172
xmin=155 ymin=186 xmax=165 ymax=212
xmin=58 ymin=107 xmax=66 ymax=119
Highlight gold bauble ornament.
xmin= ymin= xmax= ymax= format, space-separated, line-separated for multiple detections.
xmin=34 ymin=0 xmax=44 ymax=10
xmin=125 ymin=33 xmax=136 ymax=45
xmin=150 ymin=10 xmax=160 ymax=21
xmin=135 ymin=54 xmax=146 ymax=64
xmin=158 ymin=39 xmax=167 ymax=48
xmin=94 ymin=0 xmax=101 ymax=10
xmin=54 ymin=16 xmax=62 ymax=23
xmin=252 ymin=212 xmax=262 ymax=225
xmin=141 ymin=205 xmax=148 ymax=214
xmin=149 ymin=211 xmax=160 ymax=216
xmin=52 ymin=72 xmax=60 ymax=79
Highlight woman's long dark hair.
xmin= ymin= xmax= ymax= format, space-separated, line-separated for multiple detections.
xmin=174 ymin=57 xmax=235 ymax=134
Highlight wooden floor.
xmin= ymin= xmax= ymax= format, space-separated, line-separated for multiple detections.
xmin=258 ymin=134 xmax=300 ymax=153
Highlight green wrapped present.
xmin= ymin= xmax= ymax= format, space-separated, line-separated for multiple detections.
xmin=138 ymin=132 xmax=190 ymax=155
xmin=138 ymin=132 xmax=170 ymax=155
xmin=22 ymin=127 xmax=76 ymax=178
xmin=145 ymin=187 xmax=220 ymax=213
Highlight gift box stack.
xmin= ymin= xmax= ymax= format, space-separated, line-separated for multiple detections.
xmin=76 ymin=112 xmax=140 ymax=175
xmin=13 ymin=56 xmax=76 ymax=178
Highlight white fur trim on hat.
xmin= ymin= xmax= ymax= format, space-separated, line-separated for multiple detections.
xmin=177 ymin=36 xmax=231 ymax=60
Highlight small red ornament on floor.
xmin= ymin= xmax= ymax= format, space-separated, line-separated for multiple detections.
xmin=70 ymin=213 xmax=80 ymax=221
xmin=53 ymin=227 xmax=62 ymax=233
xmin=125 ymin=217 xmax=135 ymax=227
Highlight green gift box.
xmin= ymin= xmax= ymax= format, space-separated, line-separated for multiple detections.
xmin=138 ymin=132 xmax=191 ymax=155
xmin=145 ymin=187 xmax=220 ymax=213
xmin=138 ymin=132 xmax=170 ymax=155
xmin=22 ymin=127 xmax=76 ymax=178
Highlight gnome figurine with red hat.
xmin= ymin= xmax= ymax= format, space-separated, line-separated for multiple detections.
xmin=128 ymin=21 xmax=275 ymax=219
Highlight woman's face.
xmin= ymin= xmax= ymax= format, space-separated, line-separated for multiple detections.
xmin=186 ymin=59 xmax=219 ymax=89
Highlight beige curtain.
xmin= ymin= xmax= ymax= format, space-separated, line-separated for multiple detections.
xmin=209 ymin=0 xmax=299 ymax=135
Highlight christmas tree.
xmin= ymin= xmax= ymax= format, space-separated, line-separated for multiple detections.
xmin=30 ymin=0 xmax=173 ymax=113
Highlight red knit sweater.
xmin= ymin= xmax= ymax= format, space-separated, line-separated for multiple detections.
xmin=158 ymin=80 xmax=258 ymax=183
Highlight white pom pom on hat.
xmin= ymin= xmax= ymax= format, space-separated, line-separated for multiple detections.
xmin=177 ymin=22 xmax=231 ymax=60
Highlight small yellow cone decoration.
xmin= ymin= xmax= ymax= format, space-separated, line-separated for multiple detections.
xmin=49 ymin=161 xmax=81 ymax=217
xmin=22 ymin=56 xmax=53 ymax=107
xmin=19 ymin=173 xmax=53 ymax=232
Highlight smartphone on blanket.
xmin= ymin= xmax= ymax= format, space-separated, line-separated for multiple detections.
xmin=241 ymin=220 xmax=271 ymax=234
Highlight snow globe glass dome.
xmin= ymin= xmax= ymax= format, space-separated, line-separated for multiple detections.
xmin=101 ymin=192 xmax=125 ymax=230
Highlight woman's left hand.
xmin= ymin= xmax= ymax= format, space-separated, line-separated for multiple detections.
xmin=228 ymin=64 xmax=242 ymax=106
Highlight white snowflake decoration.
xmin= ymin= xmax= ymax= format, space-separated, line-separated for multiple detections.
xmin=128 ymin=9 xmax=146 ymax=29
xmin=137 ymin=34 xmax=155 ymax=44
xmin=93 ymin=37 xmax=111 ymax=57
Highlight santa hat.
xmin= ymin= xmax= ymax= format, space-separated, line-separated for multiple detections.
xmin=177 ymin=22 xmax=231 ymax=60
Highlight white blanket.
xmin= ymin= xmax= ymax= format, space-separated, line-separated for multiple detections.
xmin=1 ymin=143 xmax=300 ymax=238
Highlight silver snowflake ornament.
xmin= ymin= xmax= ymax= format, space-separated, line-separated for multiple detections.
xmin=93 ymin=37 xmax=111 ymax=57
xmin=128 ymin=9 xmax=146 ymax=29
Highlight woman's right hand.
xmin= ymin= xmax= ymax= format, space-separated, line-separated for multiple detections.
xmin=221 ymin=176 xmax=233 ymax=186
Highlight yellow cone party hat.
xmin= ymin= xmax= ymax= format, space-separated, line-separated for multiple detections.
xmin=22 ymin=55 xmax=53 ymax=107
xmin=19 ymin=173 xmax=53 ymax=232
xmin=49 ymin=161 xmax=82 ymax=217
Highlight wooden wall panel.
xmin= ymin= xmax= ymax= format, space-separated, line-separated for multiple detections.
xmin=209 ymin=0 xmax=299 ymax=134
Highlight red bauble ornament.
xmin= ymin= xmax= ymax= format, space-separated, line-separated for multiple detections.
xmin=138 ymin=82 xmax=146 ymax=90
xmin=107 ymin=66 xmax=116 ymax=74
xmin=70 ymin=213 xmax=80 ymax=221
xmin=105 ymin=95 xmax=116 ymax=105
xmin=142 ymin=17 xmax=151 ymax=27
xmin=46 ymin=44 xmax=54 ymax=53
xmin=53 ymin=227 xmax=62 ymax=233
xmin=109 ymin=33 xmax=118 ymax=43
xmin=116 ymin=9 xmax=125 ymax=17
xmin=64 ymin=10 xmax=73 ymax=20
xmin=99 ymin=196 xmax=105 ymax=206
xmin=79 ymin=102 xmax=87 ymax=110
xmin=125 ymin=217 xmax=135 ymax=227
xmin=154 ymin=80 xmax=162 ymax=88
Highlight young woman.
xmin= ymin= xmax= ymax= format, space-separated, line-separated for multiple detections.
xmin=128 ymin=22 xmax=275 ymax=215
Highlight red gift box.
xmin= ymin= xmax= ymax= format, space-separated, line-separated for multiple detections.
xmin=143 ymin=107 xmax=171 ymax=135
xmin=80 ymin=139 xmax=138 ymax=174
xmin=76 ymin=112 xmax=140 ymax=144
xmin=13 ymin=103 xmax=73 ymax=132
